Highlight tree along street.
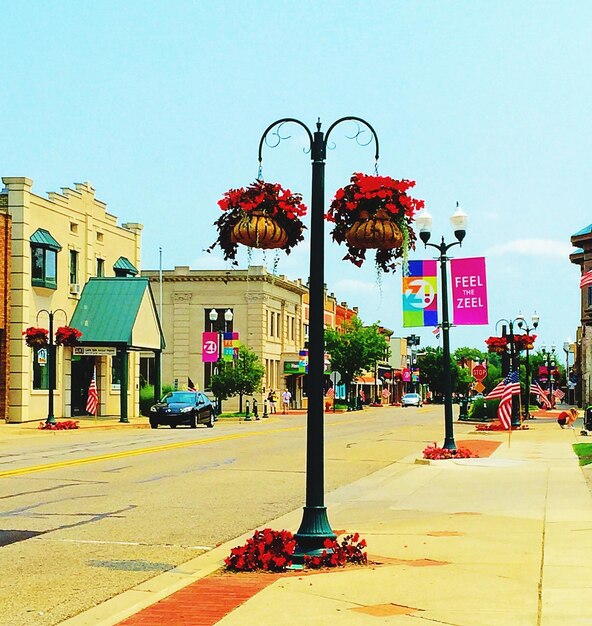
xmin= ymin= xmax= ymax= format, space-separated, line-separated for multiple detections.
xmin=0 ymin=405 xmax=445 ymax=626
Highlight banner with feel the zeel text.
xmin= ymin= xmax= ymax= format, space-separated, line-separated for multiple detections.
xmin=450 ymin=257 xmax=488 ymax=325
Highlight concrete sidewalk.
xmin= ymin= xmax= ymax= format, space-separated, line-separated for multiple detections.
xmin=57 ymin=415 xmax=592 ymax=626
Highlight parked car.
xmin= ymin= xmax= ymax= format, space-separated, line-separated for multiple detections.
xmin=401 ymin=393 xmax=422 ymax=407
xmin=149 ymin=391 xmax=215 ymax=429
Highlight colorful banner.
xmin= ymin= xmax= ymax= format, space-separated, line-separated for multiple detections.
xmin=222 ymin=331 xmax=240 ymax=361
xmin=202 ymin=332 xmax=219 ymax=362
xmin=402 ymin=260 xmax=438 ymax=327
xmin=450 ymin=257 xmax=488 ymax=325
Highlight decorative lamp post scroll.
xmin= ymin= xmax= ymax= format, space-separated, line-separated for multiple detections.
xmin=515 ymin=311 xmax=540 ymax=419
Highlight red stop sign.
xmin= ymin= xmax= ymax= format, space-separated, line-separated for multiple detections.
xmin=472 ymin=364 xmax=487 ymax=381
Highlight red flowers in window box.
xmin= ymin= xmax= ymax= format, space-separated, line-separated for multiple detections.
xmin=326 ymin=173 xmax=424 ymax=273
xmin=210 ymin=180 xmax=307 ymax=264
xmin=54 ymin=326 xmax=82 ymax=347
xmin=22 ymin=327 xmax=49 ymax=348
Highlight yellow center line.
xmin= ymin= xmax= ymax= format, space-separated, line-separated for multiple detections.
xmin=0 ymin=414 xmax=367 ymax=479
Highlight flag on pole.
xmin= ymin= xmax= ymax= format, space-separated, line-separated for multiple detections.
xmin=531 ymin=378 xmax=552 ymax=408
xmin=86 ymin=367 xmax=98 ymax=415
xmin=580 ymin=270 xmax=592 ymax=289
xmin=432 ymin=325 xmax=441 ymax=339
xmin=552 ymin=387 xmax=565 ymax=401
xmin=485 ymin=380 xmax=505 ymax=400
xmin=498 ymin=370 xmax=520 ymax=429
xmin=325 ymin=387 xmax=335 ymax=399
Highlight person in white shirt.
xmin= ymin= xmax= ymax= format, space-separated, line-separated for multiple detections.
xmin=282 ymin=389 xmax=292 ymax=414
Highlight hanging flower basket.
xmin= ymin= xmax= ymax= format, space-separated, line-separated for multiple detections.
xmin=513 ymin=334 xmax=536 ymax=352
xmin=209 ymin=180 xmax=307 ymax=263
xmin=55 ymin=326 xmax=82 ymax=347
xmin=485 ymin=336 xmax=507 ymax=354
xmin=23 ymin=327 xmax=49 ymax=348
xmin=326 ymin=173 xmax=424 ymax=273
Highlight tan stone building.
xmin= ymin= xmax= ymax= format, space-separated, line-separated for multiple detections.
xmin=142 ymin=265 xmax=310 ymax=411
xmin=1 ymin=177 xmax=149 ymax=422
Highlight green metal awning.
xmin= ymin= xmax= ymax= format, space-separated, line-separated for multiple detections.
xmin=30 ymin=228 xmax=62 ymax=250
xmin=572 ymin=225 xmax=592 ymax=237
xmin=113 ymin=256 xmax=138 ymax=276
xmin=70 ymin=277 xmax=164 ymax=350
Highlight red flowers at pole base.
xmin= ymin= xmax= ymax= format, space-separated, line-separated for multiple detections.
xmin=422 ymin=443 xmax=477 ymax=460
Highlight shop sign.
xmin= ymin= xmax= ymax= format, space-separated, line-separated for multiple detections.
xmin=72 ymin=347 xmax=116 ymax=356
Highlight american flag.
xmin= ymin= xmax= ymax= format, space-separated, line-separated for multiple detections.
xmin=325 ymin=387 xmax=335 ymax=399
xmin=531 ymin=378 xmax=551 ymax=408
xmin=432 ymin=325 xmax=441 ymax=339
xmin=485 ymin=380 xmax=505 ymax=400
xmin=86 ymin=367 xmax=98 ymax=415
xmin=498 ymin=370 xmax=520 ymax=430
xmin=580 ymin=270 xmax=592 ymax=289
xmin=552 ymin=387 xmax=565 ymax=400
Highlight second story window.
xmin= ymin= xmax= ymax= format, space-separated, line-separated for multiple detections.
xmin=69 ymin=250 xmax=79 ymax=285
xmin=113 ymin=256 xmax=138 ymax=278
xmin=30 ymin=228 xmax=61 ymax=290
xmin=96 ymin=258 xmax=105 ymax=277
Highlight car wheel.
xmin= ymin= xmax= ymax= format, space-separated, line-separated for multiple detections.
xmin=189 ymin=412 xmax=197 ymax=429
xmin=206 ymin=412 xmax=214 ymax=428
xmin=170 ymin=423 xmax=177 ymax=429
xmin=149 ymin=419 xmax=158 ymax=429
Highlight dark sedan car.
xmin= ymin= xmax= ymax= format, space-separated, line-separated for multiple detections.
xmin=149 ymin=391 xmax=215 ymax=429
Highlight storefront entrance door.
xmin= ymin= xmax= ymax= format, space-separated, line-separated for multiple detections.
xmin=71 ymin=356 xmax=96 ymax=416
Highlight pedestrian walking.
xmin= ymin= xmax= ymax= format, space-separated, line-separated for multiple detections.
xmin=282 ymin=389 xmax=292 ymax=414
xmin=267 ymin=389 xmax=277 ymax=414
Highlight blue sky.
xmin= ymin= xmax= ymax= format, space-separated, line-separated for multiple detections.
xmin=2 ymin=0 xmax=590 ymax=355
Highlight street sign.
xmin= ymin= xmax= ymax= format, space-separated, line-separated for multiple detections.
xmin=73 ymin=346 xmax=116 ymax=356
xmin=472 ymin=364 xmax=487 ymax=381
xmin=474 ymin=381 xmax=485 ymax=393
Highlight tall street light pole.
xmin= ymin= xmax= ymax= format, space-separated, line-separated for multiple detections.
xmin=495 ymin=317 xmax=523 ymax=428
xmin=258 ymin=116 xmax=379 ymax=560
xmin=37 ymin=308 xmax=67 ymax=425
xmin=541 ymin=344 xmax=557 ymax=407
xmin=563 ymin=337 xmax=572 ymax=405
xmin=415 ymin=203 xmax=468 ymax=452
xmin=516 ymin=312 xmax=540 ymax=419
xmin=209 ymin=307 xmax=234 ymax=415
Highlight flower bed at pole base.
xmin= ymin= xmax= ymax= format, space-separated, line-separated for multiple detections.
xmin=475 ymin=421 xmax=529 ymax=431
xmin=422 ymin=443 xmax=477 ymax=460
xmin=38 ymin=420 xmax=80 ymax=430
xmin=224 ymin=528 xmax=368 ymax=573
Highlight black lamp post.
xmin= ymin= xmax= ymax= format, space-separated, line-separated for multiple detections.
xmin=415 ymin=203 xmax=468 ymax=451
xmin=516 ymin=312 xmax=540 ymax=419
xmin=563 ymin=338 xmax=572 ymax=405
xmin=258 ymin=116 xmax=379 ymax=559
xmin=541 ymin=344 xmax=557 ymax=407
xmin=36 ymin=308 xmax=67 ymax=425
xmin=209 ymin=307 xmax=233 ymax=415
xmin=495 ymin=317 xmax=523 ymax=428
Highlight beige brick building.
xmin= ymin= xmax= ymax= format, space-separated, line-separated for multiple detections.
xmin=2 ymin=177 xmax=146 ymax=422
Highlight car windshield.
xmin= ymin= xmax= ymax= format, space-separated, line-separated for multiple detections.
xmin=162 ymin=392 xmax=196 ymax=404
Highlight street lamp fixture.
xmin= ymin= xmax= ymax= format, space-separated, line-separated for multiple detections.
xmin=416 ymin=202 xmax=468 ymax=451
xmin=209 ymin=308 xmax=234 ymax=414
xmin=541 ymin=344 xmax=557 ymax=407
xmin=257 ymin=116 xmax=379 ymax=560
xmin=515 ymin=311 xmax=540 ymax=419
xmin=36 ymin=308 xmax=67 ymax=425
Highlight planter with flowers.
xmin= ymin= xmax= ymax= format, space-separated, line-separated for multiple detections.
xmin=513 ymin=334 xmax=536 ymax=352
xmin=326 ymin=173 xmax=424 ymax=273
xmin=55 ymin=326 xmax=82 ymax=347
xmin=23 ymin=327 xmax=49 ymax=349
xmin=485 ymin=336 xmax=507 ymax=354
xmin=210 ymin=180 xmax=307 ymax=263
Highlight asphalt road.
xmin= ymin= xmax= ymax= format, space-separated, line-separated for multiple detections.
xmin=0 ymin=405 xmax=445 ymax=626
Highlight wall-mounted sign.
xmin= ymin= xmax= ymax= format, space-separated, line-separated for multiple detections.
xmin=72 ymin=347 xmax=117 ymax=356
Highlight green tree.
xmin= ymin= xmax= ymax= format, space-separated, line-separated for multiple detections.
xmin=453 ymin=346 xmax=488 ymax=366
xmin=324 ymin=316 xmax=390 ymax=407
xmin=210 ymin=345 xmax=265 ymax=413
xmin=417 ymin=346 xmax=464 ymax=400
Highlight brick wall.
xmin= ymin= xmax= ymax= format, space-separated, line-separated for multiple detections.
xmin=0 ymin=207 xmax=11 ymax=420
